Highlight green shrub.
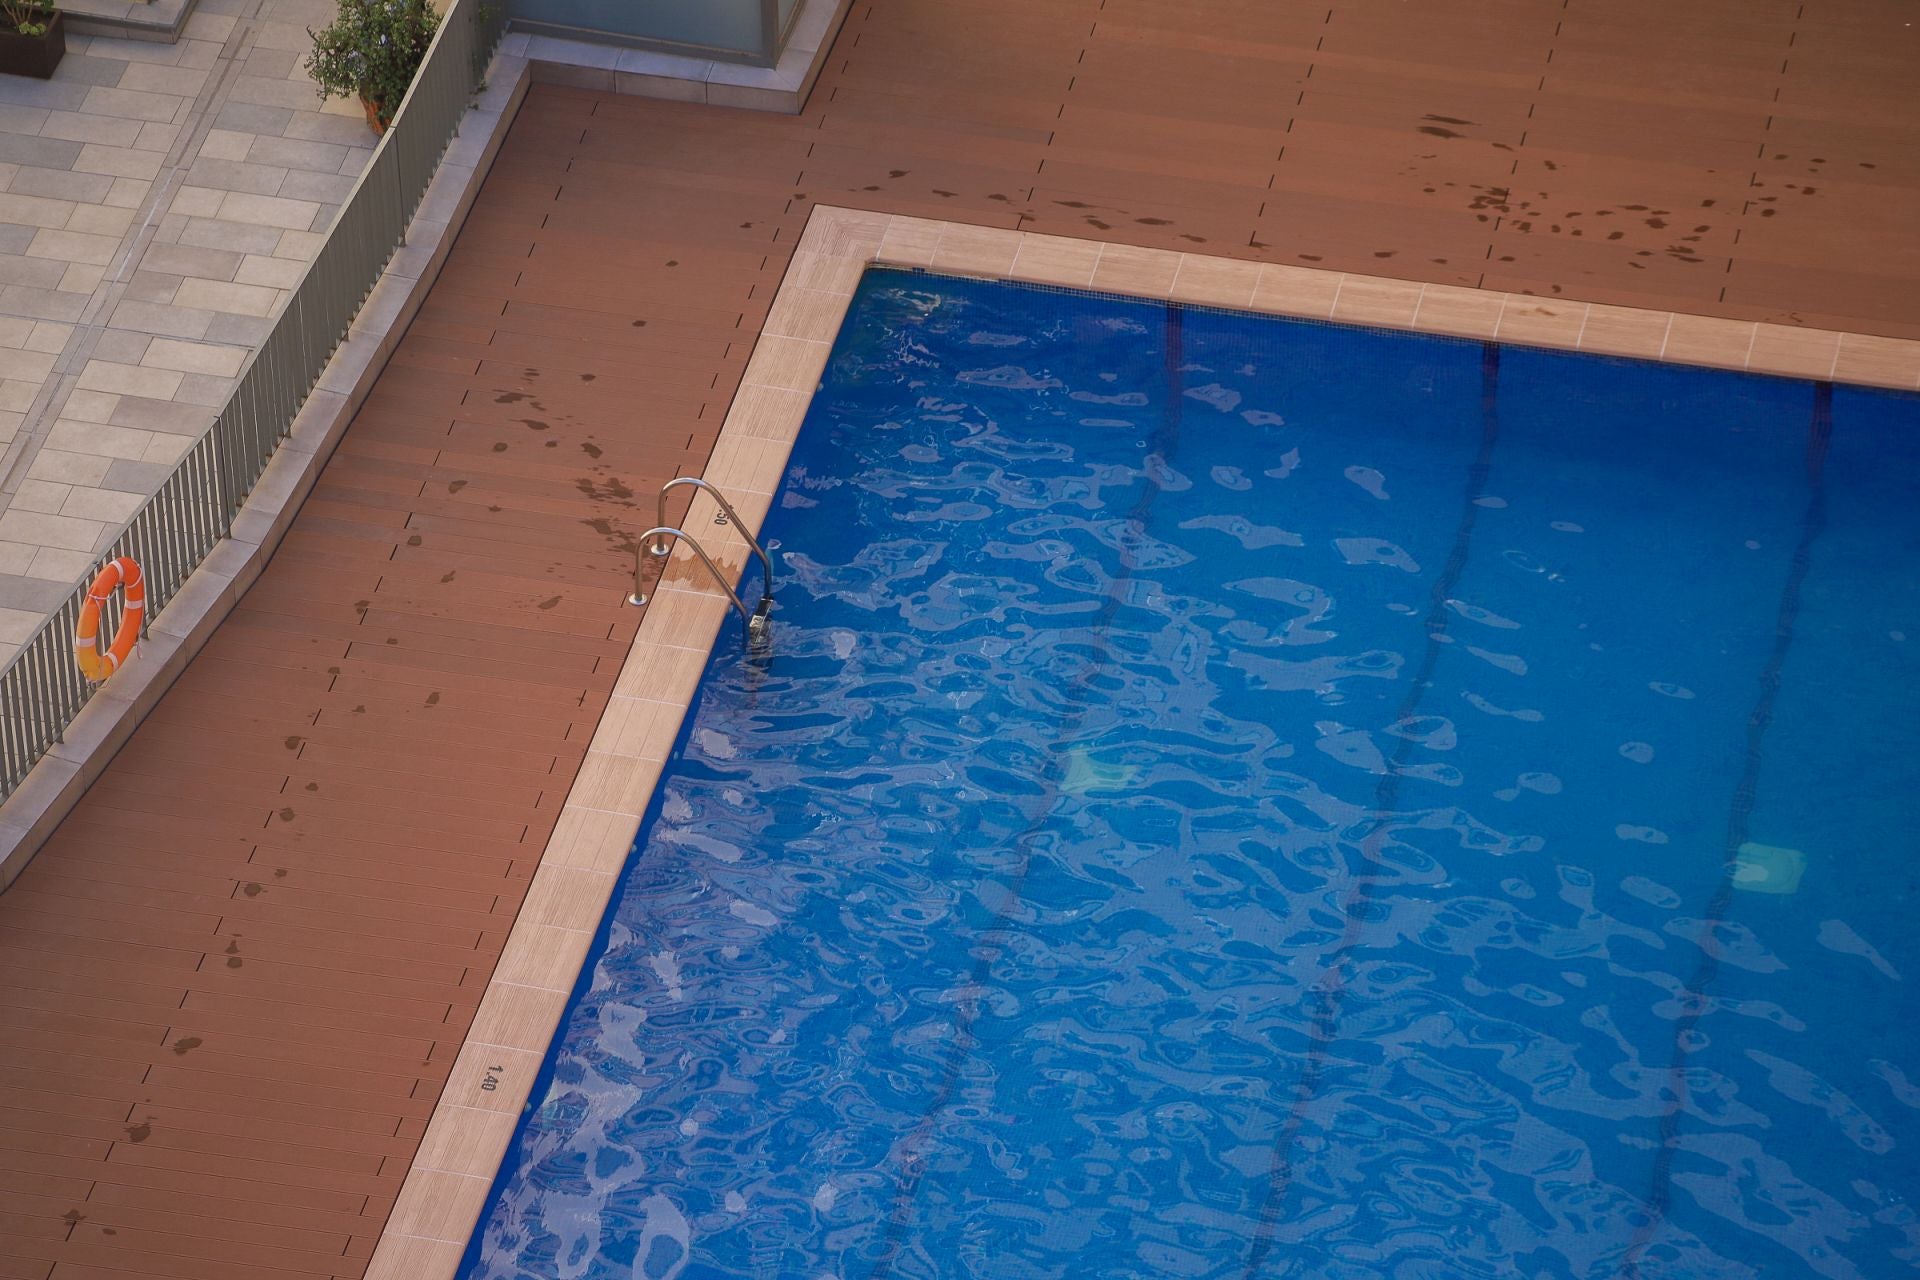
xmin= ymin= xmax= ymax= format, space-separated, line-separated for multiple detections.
xmin=305 ymin=0 xmax=440 ymax=129
xmin=1 ymin=0 xmax=56 ymax=37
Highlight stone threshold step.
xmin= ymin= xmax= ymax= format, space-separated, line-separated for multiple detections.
xmin=62 ymin=0 xmax=197 ymax=45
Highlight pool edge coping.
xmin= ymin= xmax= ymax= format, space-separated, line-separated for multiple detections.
xmin=367 ymin=205 xmax=1920 ymax=1279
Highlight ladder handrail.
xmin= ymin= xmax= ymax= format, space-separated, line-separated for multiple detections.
xmin=652 ymin=476 xmax=773 ymax=604
xmin=628 ymin=525 xmax=759 ymax=642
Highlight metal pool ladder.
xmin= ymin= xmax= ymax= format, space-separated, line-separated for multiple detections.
xmin=627 ymin=477 xmax=774 ymax=649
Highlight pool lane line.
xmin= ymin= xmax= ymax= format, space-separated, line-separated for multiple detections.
xmin=1620 ymin=379 xmax=1834 ymax=1278
xmin=1240 ymin=341 xmax=1506 ymax=1277
xmin=866 ymin=299 xmax=1190 ymax=1279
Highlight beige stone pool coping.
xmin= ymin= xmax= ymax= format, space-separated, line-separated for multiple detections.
xmin=367 ymin=206 xmax=1920 ymax=1278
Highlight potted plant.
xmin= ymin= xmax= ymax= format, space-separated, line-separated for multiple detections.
xmin=305 ymin=0 xmax=440 ymax=135
xmin=0 ymin=0 xmax=63 ymax=80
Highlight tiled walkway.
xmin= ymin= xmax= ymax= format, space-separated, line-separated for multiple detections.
xmin=1 ymin=1 xmax=1916 ymax=1276
xmin=0 ymin=0 xmax=374 ymax=661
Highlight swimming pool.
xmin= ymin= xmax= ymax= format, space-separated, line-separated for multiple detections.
xmin=460 ymin=269 xmax=1920 ymax=1279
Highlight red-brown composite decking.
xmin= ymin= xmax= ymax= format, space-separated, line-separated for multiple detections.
xmin=2 ymin=2 xmax=1916 ymax=1277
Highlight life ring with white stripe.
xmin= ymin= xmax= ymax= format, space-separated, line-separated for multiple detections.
xmin=74 ymin=556 xmax=144 ymax=681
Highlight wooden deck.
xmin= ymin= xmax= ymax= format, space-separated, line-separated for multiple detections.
xmin=2 ymin=2 xmax=1916 ymax=1277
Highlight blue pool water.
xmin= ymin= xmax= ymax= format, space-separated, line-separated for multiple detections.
xmin=461 ymin=270 xmax=1920 ymax=1280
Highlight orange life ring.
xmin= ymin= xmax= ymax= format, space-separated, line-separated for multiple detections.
xmin=74 ymin=556 xmax=144 ymax=682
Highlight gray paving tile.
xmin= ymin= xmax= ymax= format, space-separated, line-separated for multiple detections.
xmin=276 ymin=169 xmax=355 ymax=204
xmin=243 ymin=133 xmax=348 ymax=173
xmin=57 ymin=486 xmax=143 ymax=524
xmin=172 ymin=372 xmax=232 ymax=406
xmin=109 ymin=394 xmax=216 ymax=434
xmin=74 ymin=360 xmax=182 ymax=399
xmin=0 ymin=508 xmax=103 ymax=554
xmin=175 ymin=39 xmax=221 ymax=71
xmin=100 ymin=458 xmax=175 ymax=493
xmin=10 ymin=478 xmax=69 ymax=514
xmin=140 ymin=336 xmax=245 ymax=376
xmin=0 ymin=135 xmax=83 ymax=170
xmin=243 ymin=48 xmax=300 ymax=80
xmin=139 ymin=242 xmax=242 ymax=281
xmin=59 ymin=55 xmax=131 ymax=89
xmin=42 ymin=421 xmax=149 ymax=468
xmin=63 ymin=204 xmax=132 ymax=239
xmin=0 ymin=572 xmax=73 ymax=612
xmin=133 ymin=122 xmax=182 ymax=153
xmin=107 ymin=298 xmax=214 ymax=339
xmin=25 ymin=545 xmax=96 ymax=584
xmin=233 ymin=254 xmax=302 ymax=288
xmin=38 ymin=111 xmax=144 ymax=147
xmin=197 ymin=128 xmax=251 ymax=161
xmin=213 ymin=190 xmax=319 ymax=231
xmin=183 ymin=12 xmax=236 ymax=40
xmin=0 ymin=105 xmax=51 ymax=134
xmin=73 ymin=144 xmax=163 ymax=180
xmin=0 ymin=256 xmax=73 ymax=290
xmin=249 ymin=20 xmax=308 ymax=51
xmin=73 ymin=34 xmax=189 ymax=65
xmin=271 ymin=228 xmax=323 ymax=258
xmin=0 ymin=79 xmax=90 ymax=113
xmin=8 ymin=167 xmax=115 ymax=204
xmin=177 ymin=216 xmax=283 ymax=255
xmin=0 ymin=224 xmax=38 ymax=256
xmin=79 ymin=87 xmax=183 ymax=125
xmin=0 ymin=347 xmax=55 ymax=381
xmin=24 ymin=448 xmax=111 ymax=485
xmin=270 ymin=0 xmax=335 ymax=20
xmin=0 ymin=287 xmax=88 ymax=322
xmin=171 ymin=185 xmax=222 ymax=219
xmin=115 ymin=63 xmax=211 ymax=98
xmin=173 ymin=276 xmax=279 ymax=316
xmin=61 ymin=209 xmax=131 ymax=247
xmin=122 ymin=270 xmax=182 ymax=303
xmin=282 ymin=112 xmax=376 ymax=146
xmin=227 ymin=76 xmax=321 ymax=112
xmin=103 ymin=177 xmax=150 ymax=210
xmin=0 ymin=192 xmax=77 ymax=229
xmin=90 ymin=329 xmax=152 ymax=363
xmin=28 ymin=227 xmax=119 ymax=267
xmin=202 ymin=312 xmax=274 ymax=346
xmin=60 ymin=388 xmax=117 ymax=421
xmin=213 ymin=102 xmax=293 ymax=135
xmin=186 ymin=156 xmax=289 ymax=196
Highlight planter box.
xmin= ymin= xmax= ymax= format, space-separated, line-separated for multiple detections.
xmin=0 ymin=11 xmax=64 ymax=80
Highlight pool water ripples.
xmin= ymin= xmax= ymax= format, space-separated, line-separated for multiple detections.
xmin=462 ymin=272 xmax=1920 ymax=1280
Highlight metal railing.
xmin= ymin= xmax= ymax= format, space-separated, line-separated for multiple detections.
xmin=630 ymin=477 xmax=776 ymax=649
xmin=0 ymin=0 xmax=508 ymax=802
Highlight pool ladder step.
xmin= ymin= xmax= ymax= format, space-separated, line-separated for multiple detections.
xmin=628 ymin=477 xmax=773 ymax=650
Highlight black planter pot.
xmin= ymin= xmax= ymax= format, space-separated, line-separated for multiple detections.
xmin=0 ymin=10 xmax=64 ymax=81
